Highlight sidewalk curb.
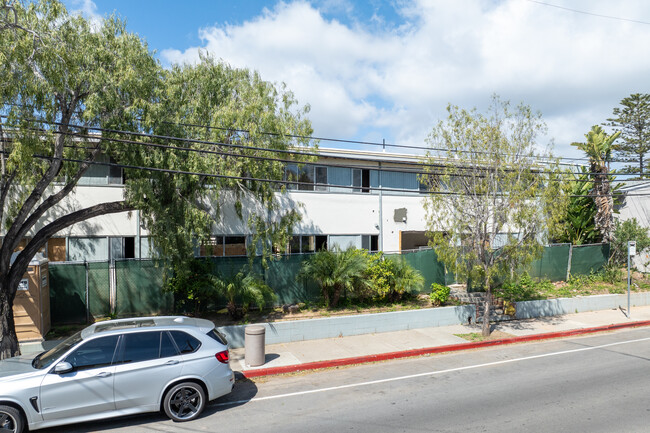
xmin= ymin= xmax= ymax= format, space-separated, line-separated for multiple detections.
xmin=240 ymin=319 xmax=650 ymax=378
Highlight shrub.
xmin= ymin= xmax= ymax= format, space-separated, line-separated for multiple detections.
xmin=611 ymin=218 xmax=650 ymax=265
xmin=494 ymin=272 xmax=547 ymax=302
xmin=223 ymin=271 xmax=276 ymax=319
xmin=297 ymin=247 xmax=370 ymax=307
xmin=429 ymin=283 xmax=450 ymax=306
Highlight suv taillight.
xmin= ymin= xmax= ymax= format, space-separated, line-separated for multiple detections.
xmin=216 ymin=350 xmax=229 ymax=363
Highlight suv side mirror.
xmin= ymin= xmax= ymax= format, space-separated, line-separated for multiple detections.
xmin=54 ymin=361 xmax=73 ymax=375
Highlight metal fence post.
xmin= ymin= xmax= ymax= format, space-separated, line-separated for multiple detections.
xmin=109 ymin=259 xmax=117 ymax=316
xmin=566 ymin=244 xmax=573 ymax=281
xmin=85 ymin=260 xmax=90 ymax=323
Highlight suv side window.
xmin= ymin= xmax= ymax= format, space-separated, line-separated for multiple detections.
xmin=65 ymin=335 xmax=119 ymax=371
xmin=169 ymin=331 xmax=202 ymax=354
xmin=121 ymin=331 xmax=163 ymax=363
xmin=160 ymin=331 xmax=180 ymax=358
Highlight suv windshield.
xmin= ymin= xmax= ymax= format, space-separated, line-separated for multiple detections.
xmin=32 ymin=331 xmax=83 ymax=370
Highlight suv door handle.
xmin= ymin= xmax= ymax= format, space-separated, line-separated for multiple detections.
xmin=96 ymin=372 xmax=112 ymax=378
xmin=165 ymin=360 xmax=179 ymax=365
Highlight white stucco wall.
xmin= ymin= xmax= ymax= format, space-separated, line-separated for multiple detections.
xmin=50 ymin=186 xmax=431 ymax=252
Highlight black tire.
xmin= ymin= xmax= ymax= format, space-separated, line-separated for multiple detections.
xmin=163 ymin=382 xmax=206 ymax=422
xmin=0 ymin=404 xmax=24 ymax=433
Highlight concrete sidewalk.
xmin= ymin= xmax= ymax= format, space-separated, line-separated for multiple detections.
xmin=230 ymin=305 xmax=650 ymax=377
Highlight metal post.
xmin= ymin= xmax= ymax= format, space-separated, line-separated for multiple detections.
xmin=85 ymin=261 xmax=90 ymax=323
xmin=627 ymin=241 xmax=636 ymax=319
xmin=627 ymin=251 xmax=631 ymax=319
xmin=378 ymin=158 xmax=383 ymax=252
xmin=566 ymin=244 xmax=573 ymax=282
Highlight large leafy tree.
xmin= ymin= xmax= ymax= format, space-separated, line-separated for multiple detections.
xmin=605 ymin=93 xmax=650 ymax=177
xmin=0 ymin=0 xmax=158 ymax=359
xmin=571 ymin=126 xmax=620 ymax=243
xmin=554 ymin=168 xmax=599 ymax=245
xmin=0 ymin=0 xmax=312 ymax=359
xmin=422 ymin=97 xmax=565 ymax=337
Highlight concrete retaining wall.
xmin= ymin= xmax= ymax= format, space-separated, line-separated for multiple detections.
xmin=220 ymin=293 xmax=650 ymax=349
xmin=220 ymin=305 xmax=475 ymax=348
xmin=515 ymin=292 xmax=650 ymax=319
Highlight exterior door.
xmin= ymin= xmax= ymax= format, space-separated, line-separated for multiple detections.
xmin=113 ymin=331 xmax=183 ymax=410
xmin=39 ymin=335 xmax=119 ymax=421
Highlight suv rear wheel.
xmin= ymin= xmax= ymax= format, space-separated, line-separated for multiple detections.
xmin=0 ymin=404 xmax=24 ymax=433
xmin=163 ymin=382 xmax=206 ymax=422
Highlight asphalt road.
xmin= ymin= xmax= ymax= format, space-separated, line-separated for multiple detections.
xmin=44 ymin=327 xmax=650 ymax=433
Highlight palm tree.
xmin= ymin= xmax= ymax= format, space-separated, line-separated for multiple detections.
xmin=222 ymin=271 xmax=276 ymax=319
xmin=571 ymin=126 xmax=621 ymax=243
xmin=297 ymin=248 xmax=369 ymax=307
xmin=387 ymin=258 xmax=425 ymax=301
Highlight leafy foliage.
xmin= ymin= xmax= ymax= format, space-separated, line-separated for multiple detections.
xmin=611 ymin=218 xmax=650 ymax=265
xmin=166 ymin=259 xmax=222 ymax=314
xmin=422 ymin=96 xmax=566 ymax=336
xmin=364 ymin=253 xmax=424 ymax=302
xmin=0 ymin=0 xmax=313 ymax=359
xmin=553 ymin=168 xmax=599 ymax=245
xmin=570 ymin=126 xmax=620 ymax=243
xmin=297 ymin=248 xmax=370 ymax=307
xmin=222 ymin=271 xmax=276 ymax=320
xmin=605 ymin=93 xmax=650 ymax=177
xmin=493 ymin=273 xmax=549 ymax=302
xmin=298 ymin=249 xmax=424 ymax=306
xmin=429 ymin=283 xmax=450 ymax=306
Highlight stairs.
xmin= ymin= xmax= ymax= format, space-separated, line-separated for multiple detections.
xmin=449 ymin=285 xmax=514 ymax=324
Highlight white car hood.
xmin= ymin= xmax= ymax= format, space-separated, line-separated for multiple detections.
xmin=0 ymin=353 xmax=40 ymax=380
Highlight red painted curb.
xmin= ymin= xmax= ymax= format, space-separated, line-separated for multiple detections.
xmin=240 ymin=320 xmax=650 ymax=378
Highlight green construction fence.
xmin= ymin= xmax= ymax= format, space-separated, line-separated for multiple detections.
xmin=48 ymin=243 xmax=610 ymax=324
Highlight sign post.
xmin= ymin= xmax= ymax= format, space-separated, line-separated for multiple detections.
xmin=627 ymin=241 xmax=636 ymax=318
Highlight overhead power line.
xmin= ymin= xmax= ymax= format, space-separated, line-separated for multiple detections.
xmin=1 ymin=115 xmax=616 ymax=180
xmin=1 ymin=106 xmax=592 ymax=164
xmin=6 ymin=120 xmax=633 ymax=186
xmin=24 ymin=151 xmax=642 ymax=198
xmin=526 ymin=0 xmax=650 ymax=25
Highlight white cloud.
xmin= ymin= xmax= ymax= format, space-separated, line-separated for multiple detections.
xmin=67 ymin=0 xmax=103 ymax=31
xmin=161 ymin=0 xmax=650 ymax=160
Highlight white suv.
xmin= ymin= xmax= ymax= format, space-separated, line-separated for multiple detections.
xmin=0 ymin=316 xmax=234 ymax=433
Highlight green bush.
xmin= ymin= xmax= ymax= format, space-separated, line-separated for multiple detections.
xmin=611 ymin=218 xmax=650 ymax=265
xmin=600 ymin=263 xmax=622 ymax=284
xmin=429 ymin=283 xmax=450 ymax=306
xmin=494 ymin=272 xmax=547 ymax=302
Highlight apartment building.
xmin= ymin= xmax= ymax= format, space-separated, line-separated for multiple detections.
xmin=40 ymin=148 xmax=433 ymax=262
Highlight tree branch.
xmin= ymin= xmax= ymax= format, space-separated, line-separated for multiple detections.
xmin=7 ymin=200 xmax=135 ymax=294
xmin=0 ymin=107 xmax=74 ymax=270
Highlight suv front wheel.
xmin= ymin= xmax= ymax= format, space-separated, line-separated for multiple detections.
xmin=163 ymin=382 xmax=206 ymax=422
xmin=0 ymin=404 xmax=24 ymax=433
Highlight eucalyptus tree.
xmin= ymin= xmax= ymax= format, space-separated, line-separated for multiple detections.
xmin=571 ymin=126 xmax=620 ymax=243
xmin=422 ymin=97 xmax=565 ymax=337
xmin=0 ymin=0 xmax=312 ymax=359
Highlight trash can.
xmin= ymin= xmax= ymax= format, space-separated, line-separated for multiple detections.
xmin=245 ymin=325 xmax=266 ymax=367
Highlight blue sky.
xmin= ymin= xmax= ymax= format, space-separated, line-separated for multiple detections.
xmin=63 ymin=0 xmax=650 ymax=161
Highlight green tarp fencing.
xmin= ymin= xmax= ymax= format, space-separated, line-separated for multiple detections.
xmin=570 ymin=243 xmax=610 ymax=276
xmin=528 ymin=244 xmax=572 ymax=282
xmin=49 ymin=243 xmax=610 ymax=324
xmin=115 ymin=260 xmax=171 ymax=317
xmin=385 ymin=248 xmax=447 ymax=292
xmin=49 ymin=262 xmax=87 ymax=324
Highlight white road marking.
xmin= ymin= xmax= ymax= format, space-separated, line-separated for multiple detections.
xmin=216 ymin=335 xmax=650 ymax=407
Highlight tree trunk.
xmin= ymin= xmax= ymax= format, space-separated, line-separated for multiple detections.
xmin=0 ymin=287 xmax=19 ymax=360
xmin=482 ymin=277 xmax=491 ymax=337
xmin=331 ymin=286 xmax=342 ymax=308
